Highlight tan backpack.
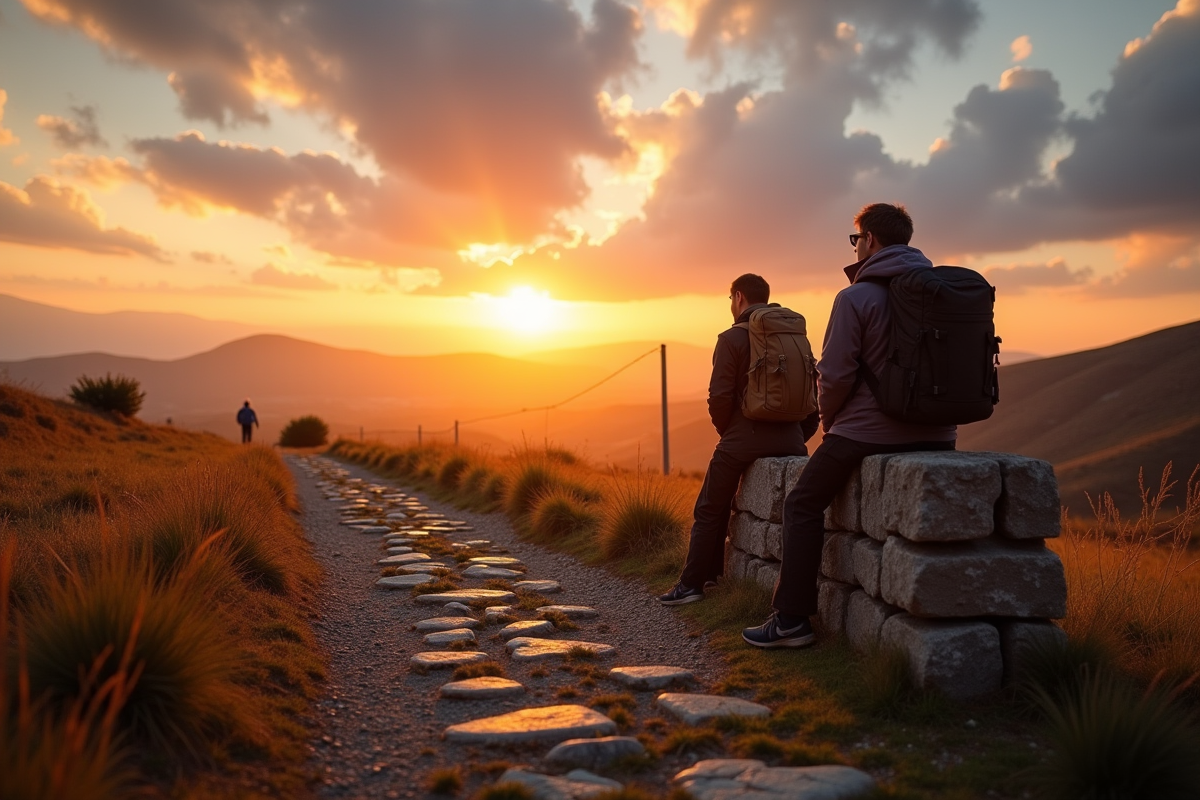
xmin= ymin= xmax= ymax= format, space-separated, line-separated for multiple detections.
xmin=734 ymin=306 xmax=819 ymax=421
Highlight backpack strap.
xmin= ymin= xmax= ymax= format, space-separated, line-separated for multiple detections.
xmin=732 ymin=322 xmax=749 ymax=330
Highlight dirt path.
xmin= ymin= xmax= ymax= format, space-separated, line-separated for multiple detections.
xmin=291 ymin=454 xmax=728 ymax=799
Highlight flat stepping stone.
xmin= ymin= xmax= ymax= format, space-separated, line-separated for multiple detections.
xmin=609 ymin=666 xmax=694 ymax=690
xmin=398 ymin=563 xmax=450 ymax=573
xmin=546 ymin=736 xmax=646 ymax=770
xmin=538 ymin=605 xmax=599 ymax=620
xmin=673 ymin=760 xmax=874 ymax=800
xmin=415 ymin=616 xmax=481 ymax=632
xmin=340 ymin=518 xmax=375 ymax=526
xmin=515 ymin=580 xmax=561 ymax=594
xmin=424 ymin=628 xmax=477 ymax=646
xmin=440 ymin=677 xmax=526 ymax=700
xmin=386 ymin=546 xmax=413 ymax=554
xmin=386 ymin=512 xmax=411 ymax=520
xmin=499 ymin=619 xmax=554 ymax=640
xmin=376 ymin=574 xmax=438 ymax=590
xmin=411 ymin=651 xmax=489 ymax=670
xmin=657 ymin=693 xmax=770 ymax=725
xmin=468 ymin=556 xmax=523 ymax=566
xmin=410 ymin=513 xmax=445 ymax=520
xmin=497 ymin=769 xmax=621 ymax=800
xmin=465 ymin=540 xmax=491 ymax=546
xmin=383 ymin=537 xmax=416 ymax=545
xmin=443 ymin=704 xmax=616 ymax=744
xmin=484 ymin=606 xmax=515 ymax=623
xmin=415 ymin=589 xmax=517 ymax=605
xmin=442 ymin=602 xmax=475 ymax=615
xmin=463 ymin=565 xmax=524 ymax=579
xmin=354 ymin=525 xmax=392 ymax=534
xmin=378 ymin=553 xmax=433 ymax=565
xmin=506 ymin=638 xmax=616 ymax=662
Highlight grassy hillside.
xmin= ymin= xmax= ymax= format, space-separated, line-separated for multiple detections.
xmin=0 ymin=383 xmax=324 ymax=798
xmin=958 ymin=320 xmax=1200 ymax=513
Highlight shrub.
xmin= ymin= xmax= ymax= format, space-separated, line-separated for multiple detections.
xmin=278 ymin=415 xmax=328 ymax=447
xmin=69 ymin=374 xmax=145 ymax=417
xmin=1028 ymin=669 xmax=1200 ymax=799
xmin=529 ymin=488 xmax=599 ymax=543
xmin=429 ymin=767 xmax=462 ymax=795
xmin=1016 ymin=633 xmax=1113 ymax=712
xmin=859 ymin=645 xmax=916 ymax=718
xmin=505 ymin=462 xmax=564 ymax=519
xmin=438 ymin=456 xmax=471 ymax=491
xmin=21 ymin=546 xmax=246 ymax=758
xmin=599 ymin=471 xmax=689 ymax=563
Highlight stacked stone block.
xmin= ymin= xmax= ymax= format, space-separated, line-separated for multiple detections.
xmin=726 ymin=451 xmax=1067 ymax=699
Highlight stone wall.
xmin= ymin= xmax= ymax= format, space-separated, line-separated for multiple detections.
xmin=724 ymin=451 xmax=1068 ymax=699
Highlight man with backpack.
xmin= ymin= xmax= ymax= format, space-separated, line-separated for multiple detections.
xmin=237 ymin=399 xmax=259 ymax=443
xmin=743 ymin=202 xmax=997 ymax=648
xmin=659 ymin=273 xmax=820 ymax=605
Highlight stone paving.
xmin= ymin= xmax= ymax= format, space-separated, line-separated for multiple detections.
xmin=294 ymin=455 xmax=875 ymax=799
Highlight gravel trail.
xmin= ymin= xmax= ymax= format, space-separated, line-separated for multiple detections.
xmin=291 ymin=455 xmax=729 ymax=799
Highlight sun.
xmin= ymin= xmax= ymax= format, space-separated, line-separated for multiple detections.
xmin=496 ymin=286 xmax=559 ymax=334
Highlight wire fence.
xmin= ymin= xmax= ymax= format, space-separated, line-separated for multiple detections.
xmin=356 ymin=345 xmax=663 ymax=448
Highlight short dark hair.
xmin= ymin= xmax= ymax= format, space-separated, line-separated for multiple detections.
xmin=731 ymin=273 xmax=769 ymax=304
xmin=854 ymin=203 xmax=913 ymax=247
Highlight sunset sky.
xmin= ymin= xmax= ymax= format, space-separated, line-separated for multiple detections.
xmin=1 ymin=0 xmax=1198 ymax=359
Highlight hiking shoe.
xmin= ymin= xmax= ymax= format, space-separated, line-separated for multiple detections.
xmin=742 ymin=613 xmax=816 ymax=648
xmin=658 ymin=582 xmax=704 ymax=605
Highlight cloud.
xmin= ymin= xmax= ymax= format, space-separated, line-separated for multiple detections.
xmin=191 ymin=250 xmax=233 ymax=264
xmin=1010 ymin=35 xmax=1032 ymax=62
xmin=0 ymin=90 xmax=17 ymax=147
xmin=249 ymin=263 xmax=336 ymax=291
xmin=647 ymin=0 xmax=981 ymax=97
xmin=0 ymin=176 xmax=166 ymax=259
xmin=2 ymin=272 xmax=276 ymax=297
xmin=36 ymin=105 xmax=107 ymax=148
xmin=22 ymin=0 xmax=645 ymax=246
xmin=983 ymin=257 xmax=1091 ymax=294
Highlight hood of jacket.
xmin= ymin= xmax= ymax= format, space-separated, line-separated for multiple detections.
xmin=843 ymin=245 xmax=932 ymax=284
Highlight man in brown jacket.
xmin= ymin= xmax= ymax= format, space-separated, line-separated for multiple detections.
xmin=742 ymin=203 xmax=956 ymax=647
xmin=660 ymin=273 xmax=820 ymax=605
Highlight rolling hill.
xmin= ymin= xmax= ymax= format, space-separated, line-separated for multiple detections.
xmin=957 ymin=320 xmax=1200 ymax=514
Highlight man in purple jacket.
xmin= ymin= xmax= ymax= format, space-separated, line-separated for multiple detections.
xmin=742 ymin=203 xmax=956 ymax=648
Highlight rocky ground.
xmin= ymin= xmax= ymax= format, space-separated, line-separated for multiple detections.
xmin=291 ymin=455 xmax=875 ymax=800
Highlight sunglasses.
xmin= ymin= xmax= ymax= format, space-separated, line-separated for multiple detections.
xmin=848 ymin=232 xmax=869 ymax=247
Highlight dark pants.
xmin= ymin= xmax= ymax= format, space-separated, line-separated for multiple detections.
xmin=241 ymin=423 xmax=253 ymax=443
xmin=771 ymin=434 xmax=955 ymax=617
xmin=680 ymin=448 xmax=802 ymax=589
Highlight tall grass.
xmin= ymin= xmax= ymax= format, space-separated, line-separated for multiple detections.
xmin=528 ymin=487 xmax=599 ymax=544
xmin=1053 ymin=464 xmax=1200 ymax=685
xmin=599 ymin=468 xmax=689 ymax=570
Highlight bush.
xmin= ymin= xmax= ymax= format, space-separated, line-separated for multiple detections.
xmin=21 ymin=546 xmax=246 ymax=758
xmin=278 ymin=415 xmax=328 ymax=447
xmin=505 ymin=462 xmax=564 ymax=519
xmin=529 ymin=488 xmax=599 ymax=543
xmin=438 ymin=456 xmax=471 ymax=491
xmin=69 ymin=374 xmax=145 ymax=417
xmin=1028 ymin=669 xmax=1200 ymax=799
xmin=599 ymin=471 xmax=689 ymax=562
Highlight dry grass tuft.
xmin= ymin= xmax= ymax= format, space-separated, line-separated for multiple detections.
xmin=428 ymin=767 xmax=463 ymax=795
xmin=599 ymin=468 xmax=689 ymax=568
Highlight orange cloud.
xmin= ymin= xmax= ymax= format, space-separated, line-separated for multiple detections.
xmin=0 ymin=176 xmax=165 ymax=260
xmin=1010 ymin=35 xmax=1032 ymax=62
xmin=0 ymin=90 xmax=18 ymax=147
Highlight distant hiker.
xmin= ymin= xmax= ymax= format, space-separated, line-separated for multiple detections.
xmin=237 ymin=400 xmax=259 ymax=444
xmin=659 ymin=274 xmax=820 ymax=606
xmin=742 ymin=203 xmax=970 ymax=648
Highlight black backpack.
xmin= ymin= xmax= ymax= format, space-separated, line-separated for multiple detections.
xmin=858 ymin=266 xmax=1000 ymax=425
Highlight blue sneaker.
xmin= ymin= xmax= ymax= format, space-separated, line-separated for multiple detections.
xmin=742 ymin=613 xmax=816 ymax=648
xmin=658 ymin=582 xmax=704 ymax=605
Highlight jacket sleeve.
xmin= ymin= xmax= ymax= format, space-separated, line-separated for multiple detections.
xmin=801 ymin=409 xmax=820 ymax=442
xmin=817 ymin=291 xmax=863 ymax=432
xmin=707 ymin=333 xmax=738 ymax=435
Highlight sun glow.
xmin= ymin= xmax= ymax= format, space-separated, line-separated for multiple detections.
xmin=492 ymin=286 xmax=560 ymax=335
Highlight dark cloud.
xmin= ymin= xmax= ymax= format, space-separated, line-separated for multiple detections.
xmin=36 ymin=105 xmax=108 ymax=148
xmin=0 ymin=176 xmax=166 ymax=259
xmin=652 ymin=0 xmax=981 ymax=97
xmin=25 ymin=0 xmax=645 ymax=242
xmin=983 ymin=258 xmax=1092 ymax=295
xmin=249 ymin=263 xmax=336 ymax=290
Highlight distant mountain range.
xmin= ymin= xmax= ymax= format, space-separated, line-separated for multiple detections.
xmin=3 ymin=291 xmax=1192 ymax=513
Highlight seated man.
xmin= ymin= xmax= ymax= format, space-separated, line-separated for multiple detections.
xmin=659 ymin=273 xmax=819 ymax=605
xmin=742 ymin=203 xmax=956 ymax=647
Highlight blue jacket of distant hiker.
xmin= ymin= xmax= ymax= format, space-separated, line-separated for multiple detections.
xmin=709 ymin=303 xmax=819 ymax=456
xmin=237 ymin=406 xmax=258 ymax=426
